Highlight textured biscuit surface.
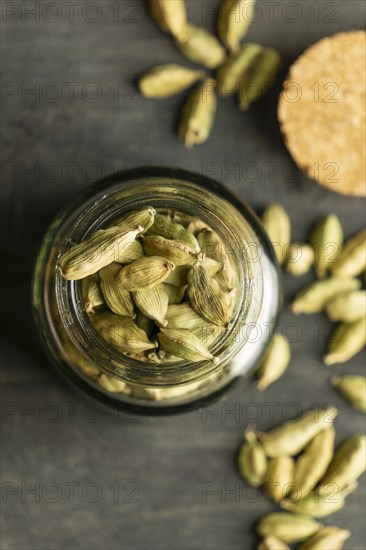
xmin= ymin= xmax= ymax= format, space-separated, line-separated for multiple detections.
xmin=278 ymin=31 xmax=366 ymax=196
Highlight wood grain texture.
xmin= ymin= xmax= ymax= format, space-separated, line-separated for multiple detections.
xmin=1 ymin=1 xmax=365 ymax=549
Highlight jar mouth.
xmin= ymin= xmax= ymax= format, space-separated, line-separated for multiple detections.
xmin=55 ymin=175 xmax=265 ymax=388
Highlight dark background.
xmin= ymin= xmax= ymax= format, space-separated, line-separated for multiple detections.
xmin=1 ymin=1 xmax=365 ymax=548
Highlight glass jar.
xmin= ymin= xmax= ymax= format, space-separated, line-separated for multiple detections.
xmin=32 ymin=167 xmax=280 ymax=413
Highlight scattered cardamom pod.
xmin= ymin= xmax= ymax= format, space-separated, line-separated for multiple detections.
xmin=255 ymin=333 xmax=291 ymax=391
xmin=238 ymin=430 xmax=268 ymax=485
xmin=331 ymin=375 xmax=366 ymax=413
xmin=99 ymin=262 xmax=135 ymax=317
xmin=330 ymin=229 xmax=366 ymax=278
xmin=218 ymin=0 xmax=257 ymax=53
xmin=59 ymin=227 xmax=142 ymax=280
xmin=149 ymin=0 xmax=187 ymax=39
xmin=262 ymin=203 xmax=291 ymax=266
xmin=116 ymin=207 xmax=156 ymax=233
xmin=158 ymin=328 xmax=220 ymax=364
xmin=281 ymin=481 xmax=357 ymax=517
xmin=175 ymin=23 xmax=226 ymax=69
xmin=133 ymin=284 xmax=169 ymax=327
xmin=143 ymin=235 xmax=199 ymax=265
xmin=179 ymin=78 xmax=217 ymax=148
xmin=311 ymin=214 xmax=343 ymax=279
xmin=94 ymin=311 xmax=158 ymax=353
xmin=290 ymin=427 xmax=335 ymax=501
xmin=82 ymin=275 xmax=104 ymax=314
xmin=217 ymin=43 xmax=263 ymax=95
xmin=285 ymin=243 xmax=314 ymax=276
xmin=188 ymin=263 xmax=230 ymax=326
xmin=297 ymin=526 xmax=351 ymax=550
xmin=325 ymin=290 xmax=366 ymax=322
xmin=256 ymin=513 xmax=322 ymax=544
xmin=147 ymin=214 xmax=200 ymax=251
xmin=98 ymin=373 xmax=130 ymax=393
xmin=258 ymin=406 xmax=338 ymax=458
xmin=139 ymin=64 xmax=204 ymax=98
xmin=318 ymin=434 xmax=366 ymax=493
xmin=258 ymin=536 xmax=290 ymax=550
xmin=323 ymin=317 xmax=366 ymax=365
xmin=291 ymin=278 xmax=361 ymax=315
xmin=116 ymin=256 xmax=175 ymax=291
xmin=238 ymin=48 xmax=281 ymax=111
xmin=264 ymin=455 xmax=294 ymax=502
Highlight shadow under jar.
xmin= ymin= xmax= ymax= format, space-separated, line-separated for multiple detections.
xmin=32 ymin=167 xmax=280 ymax=413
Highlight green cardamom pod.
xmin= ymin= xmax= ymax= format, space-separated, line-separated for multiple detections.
xmin=143 ymin=235 xmax=200 ymax=265
xmin=262 ymin=203 xmax=291 ymax=266
xmin=179 ymin=78 xmax=217 ymax=148
xmin=311 ymin=214 xmax=343 ymax=278
xmin=238 ymin=431 xmax=268 ymax=485
xmin=281 ymin=481 xmax=357 ymax=517
xmin=197 ymin=228 xmax=228 ymax=265
xmin=139 ymin=64 xmax=204 ymax=98
xmin=161 ymin=283 xmax=187 ymax=305
xmin=59 ymin=227 xmax=142 ymax=280
xmin=94 ymin=311 xmax=158 ymax=353
xmin=187 ymin=219 xmax=210 ymax=235
xmin=133 ymin=284 xmax=169 ymax=327
xmin=175 ymin=23 xmax=226 ymax=69
xmin=158 ymin=328 xmax=219 ymax=364
xmin=116 ymin=256 xmax=175 ymax=291
xmin=258 ymin=406 xmax=338 ymax=458
xmin=285 ymin=243 xmax=314 ymax=276
xmin=323 ymin=317 xmax=366 ymax=365
xmin=330 ymin=229 xmax=366 ymax=278
xmin=191 ymin=323 xmax=223 ymax=346
xmin=99 ymin=262 xmax=135 ymax=317
xmin=188 ymin=263 xmax=230 ymax=326
xmin=238 ymin=48 xmax=281 ymax=111
xmin=149 ymin=0 xmax=187 ymax=39
xmin=325 ymin=290 xmax=366 ymax=322
xmin=115 ymin=239 xmax=144 ymax=264
xmin=258 ymin=536 xmax=290 ymax=550
xmin=164 ymin=264 xmax=189 ymax=287
xmin=331 ymin=375 xmax=366 ymax=413
xmin=264 ymin=455 xmax=294 ymax=503
xmin=81 ymin=275 xmax=104 ymax=314
xmin=290 ymin=427 xmax=335 ymax=501
xmin=98 ymin=373 xmax=130 ymax=394
xmin=256 ymin=513 xmax=322 ymax=544
xmin=297 ymin=526 xmax=350 ymax=550
xmin=116 ymin=207 xmax=156 ymax=233
xmin=256 ymin=333 xmax=291 ymax=391
xmin=291 ymin=278 xmax=361 ymax=315
xmin=218 ymin=0 xmax=257 ymax=53
xmin=147 ymin=214 xmax=200 ymax=251
xmin=165 ymin=303 xmax=205 ymax=330
xmin=217 ymin=43 xmax=263 ymax=95
xmin=318 ymin=434 xmax=366 ymax=493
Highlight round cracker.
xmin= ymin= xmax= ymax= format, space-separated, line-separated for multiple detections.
xmin=278 ymin=31 xmax=366 ymax=196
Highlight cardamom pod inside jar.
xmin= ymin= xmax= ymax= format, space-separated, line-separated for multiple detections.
xmin=32 ymin=168 xmax=280 ymax=412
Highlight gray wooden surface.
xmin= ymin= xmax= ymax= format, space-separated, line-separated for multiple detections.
xmin=1 ymin=1 xmax=365 ymax=549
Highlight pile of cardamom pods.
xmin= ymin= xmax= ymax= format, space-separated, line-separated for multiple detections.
xmin=255 ymin=204 xmax=366 ymax=414
xmin=58 ymin=206 xmax=239 ymax=368
xmin=138 ymin=0 xmax=281 ymax=148
xmin=238 ymin=406 xmax=366 ymax=549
